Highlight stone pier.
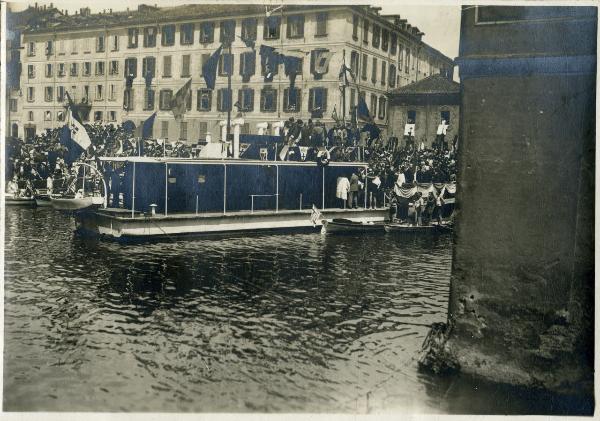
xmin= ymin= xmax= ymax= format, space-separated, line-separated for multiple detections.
xmin=421 ymin=6 xmax=596 ymax=411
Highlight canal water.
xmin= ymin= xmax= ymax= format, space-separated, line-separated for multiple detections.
xmin=4 ymin=207 xmax=557 ymax=414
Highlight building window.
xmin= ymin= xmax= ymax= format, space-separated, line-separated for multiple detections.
xmin=70 ymin=63 xmax=78 ymax=76
xmin=144 ymin=89 xmax=155 ymax=110
xmin=45 ymin=111 xmax=52 ymax=121
xmin=9 ymin=98 xmax=18 ymax=112
xmin=283 ymin=87 xmax=301 ymax=112
xmin=27 ymin=42 xmax=35 ymax=56
xmin=110 ymin=35 xmax=119 ymax=51
xmin=123 ymin=89 xmax=134 ymax=111
xmin=406 ymin=48 xmax=411 ymax=73
xmin=27 ymin=87 xmax=35 ymax=102
xmin=197 ymin=89 xmax=212 ymax=111
xmin=308 ymin=87 xmax=327 ymax=113
xmin=96 ymin=85 xmax=103 ymax=100
xmin=57 ymin=86 xmax=65 ymax=102
xmin=260 ymin=87 xmax=277 ymax=112
xmin=361 ymin=54 xmax=368 ymax=80
xmin=128 ymin=28 xmax=139 ymax=48
xmin=109 ymin=84 xmax=117 ymax=101
xmin=28 ymin=111 xmax=34 ymax=121
xmin=109 ymin=111 xmax=116 ymax=122
xmin=391 ymin=33 xmax=397 ymax=55
xmin=240 ymin=52 xmax=256 ymax=78
xmin=83 ymin=62 xmax=91 ymax=77
xmin=200 ymin=22 xmax=214 ymax=43
xmin=378 ymin=97 xmax=386 ymax=119
xmin=159 ymin=89 xmax=173 ymax=110
xmin=58 ymin=40 xmax=65 ymax=54
xmin=238 ymin=88 xmax=254 ymax=111
xmin=45 ymin=87 xmax=53 ymax=102
xmin=398 ymin=45 xmax=404 ymax=69
xmin=125 ymin=57 xmax=137 ymax=78
xmin=97 ymin=35 xmax=105 ymax=52
xmin=58 ymin=63 xmax=66 ymax=77
xmin=198 ymin=122 xmax=208 ymax=139
xmin=83 ymin=86 xmax=90 ymax=103
xmin=143 ymin=57 xmax=156 ymax=78
xmin=71 ymin=39 xmax=78 ymax=54
xmin=350 ymin=51 xmax=360 ymax=76
xmin=352 ymin=15 xmax=359 ymax=40
xmin=381 ymin=61 xmax=386 ymax=86
xmin=287 ymin=15 xmax=305 ymax=38
xmin=45 ymin=63 xmax=53 ymax=78
xmin=27 ymin=65 xmax=35 ymax=79
xmin=381 ymin=29 xmax=389 ymax=52
xmin=109 ymin=60 xmax=119 ymax=75
xmin=161 ymin=121 xmax=169 ymax=139
xmin=349 ymin=88 xmax=356 ymax=110
xmin=83 ymin=38 xmax=91 ymax=52
xmin=94 ymin=111 xmax=103 ymax=122
xmin=372 ymin=25 xmax=380 ymax=48
xmin=370 ymin=94 xmax=377 ymax=118
xmin=144 ymin=27 xmax=157 ymax=48
xmin=180 ymin=122 xmax=188 ymax=141
xmin=96 ymin=61 xmax=105 ymax=76
xmin=219 ymin=53 xmax=233 ymax=76
xmin=389 ymin=64 xmax=397 ymax=88
xmin=180 ymin=23 xmax=195 ymax=45
xmin=241 ymin=18 xmax=257 ymax=41
xmin=200 ymin=53 xmax=210 ymax=76
xmin=162 ymin=56 xmax=172 ymax=77
xmin=217 ymin=88 xmax=232 ymax=112
xmin=407 ymin=110 xmax=416 ymax=123
xmin=57 ymin=111 xmax=65 ymax=122
xmin=315 ymin=12 xmax=328 ymax=37
xmin=161 ymin=24 xmax=176 ymax=46
xmin=181 ymin=55 xmax=191 ymax=77
xmin=264 ymin=16 xmax=281 ymax=40
xmin=441 ymin=110 xmax=451 ymax=124
xmin=363 ymin=20 xmax=369 ymax=44
xmin=371 ymin=57 xmax=377 ymax=83
xmin=45 ymin=40 xmax=54 ymax=55
xmin=220 ymin=20 xmax=236 ymax=44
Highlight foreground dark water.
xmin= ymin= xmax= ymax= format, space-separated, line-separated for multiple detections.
xmin=5 ymin=207 xmax=579 ymax=414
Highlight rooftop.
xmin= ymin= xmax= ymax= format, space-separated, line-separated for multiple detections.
xmin=389 ymin=74 xmax=460 ymax=96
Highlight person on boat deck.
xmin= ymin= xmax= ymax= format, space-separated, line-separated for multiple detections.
xmin=389 ymin=196 xmax=398 ymax=222
xmin=433 ymin=191 xmax=445 ymax=225
xmin=367 ymin=168 xmax=382 ymax=209
xmin=336 ymin=176 xmax=350 ymax=208
xmin=413 ymin=192 xmax=424 ymax=226
xmin=46 ymin=176 xmax=53 ymax=194
xmin=424 ymin=192 xmax=436 ymax=224
xmin=348 ymin=173 xmax=359 ymax=209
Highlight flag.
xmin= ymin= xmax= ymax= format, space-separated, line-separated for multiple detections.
xmin=141 ymin=112 xmax=157 ymax=139
xmin=260 ymin=45 xmax=280 ymax=82
xmin=58 ymin=125 xmax=82 ymax=165
xmin=357 ymin=96 xmax=371 ymax=121
xmin=65 ymin=91 xmax=82 ymax=123
xmin=282 ymin=55 xmax=302 ymax=90
xmin=171 ymin=79 xmax=192 ymax=120
xmin=67 ymin=106 xmax=91 ymax=151
xmin=313 ymin=50 xmax=333 ymax=75
xmin=202 ymin=45 xmax=223 ymax=90
xmin=338 ymin=64 xmax=355 ymax=87
xmin=310 ymin=204 xmax=322 ymax=227
xmin=332 ymin=106 xmax=339 ymax=122
xmin=122 ymin=120 xmax=136 ymax=134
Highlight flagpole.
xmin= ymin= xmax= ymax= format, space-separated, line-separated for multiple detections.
xmin=226 ymin=41 xmax=232 ymax=153
xmin=342 ymin=49 xmax=347 ymax=126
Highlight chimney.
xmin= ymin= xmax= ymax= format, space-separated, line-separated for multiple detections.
xmin=50 ymin=2 xmax=53 ymax=8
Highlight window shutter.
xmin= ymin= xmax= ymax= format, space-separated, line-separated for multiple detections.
xmin=283 ymin=88 xmax=289 ymax=110
xmin=322 ymin=89 xmax=327 ymax=112
xmin=308 ymin=89 xmax=314 ymax=111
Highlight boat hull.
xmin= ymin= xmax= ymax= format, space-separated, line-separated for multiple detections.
xmin=5 ymin=195 xmax=36 ymax=206
xmin=322 ymin=218 xmax=386 ymax=234
xmin=384 ymin=223 xmax=453 ymax=234
xmin=34 ymin=195 xmax=52 ymax=207
xmin=51 ymin=196 xmax=104 ymax=211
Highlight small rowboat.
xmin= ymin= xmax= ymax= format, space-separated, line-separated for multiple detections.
xmin=34 ymin=193 xmax=53 ymax=207
xmin=384 ymin=222 xmax=453 ymax=234
xmin=50 ymin=195 xmax=105 ymax=211
xmin=5 ymin=193 xmax=36 ymax=207
xmin=322 ymin=218 xmax=386 ymax=234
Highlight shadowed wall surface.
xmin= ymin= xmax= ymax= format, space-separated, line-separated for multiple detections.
xmin=438 ymin=6 xmax=595 ymax=409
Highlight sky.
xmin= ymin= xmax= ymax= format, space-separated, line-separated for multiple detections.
xmin=8 ymin=1 xmax=461 ymax=59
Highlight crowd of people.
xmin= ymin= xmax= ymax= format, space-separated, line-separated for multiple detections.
xmin=6 ymin=120 xmax=457 ymax=221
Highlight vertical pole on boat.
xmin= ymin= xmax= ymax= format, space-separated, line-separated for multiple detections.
xmin=131 ymin=161 xmax=136 ymax=218
xmin=196 ymin=195 xmax=198 ymax=215
xmin=226 ymin=42 xmax=232 ymax=152
xmin=342 ymin=49 xmax=346 ymax=126
xmin=164 ymin=162 xmax=168 ymax=216
xmin=322 ymin=166 xmax=325 ymax=210
xmin=364 ymin=165 xmax=368 ymax=209
xmin=223 ymin=163 xmax=227 ymax=215
xmin=275 ymin=164 xmax=279 ymax=213
xmin=82 ymin=165 xmax=86 ymax=196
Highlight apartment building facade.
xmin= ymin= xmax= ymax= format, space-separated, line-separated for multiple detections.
xmin=13 ymin=4 xmax=453 ymax=142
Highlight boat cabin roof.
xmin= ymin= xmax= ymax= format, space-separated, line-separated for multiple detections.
xmin=98 ymin=157 xmax=369 ymax=167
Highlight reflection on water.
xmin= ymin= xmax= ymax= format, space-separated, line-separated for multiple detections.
xmin=5 ymin=207 xmax=456 ymax=412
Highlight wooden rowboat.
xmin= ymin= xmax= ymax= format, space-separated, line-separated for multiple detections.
xmin=384 ymin=222 xmax=453 ymax=234
xmin=322 ymin=218 xmax=386 ymax=234
xmin=50 ymin=195 xmax=105 ymax=211
xmin=5 ymin=193 xmax=36 ymax=206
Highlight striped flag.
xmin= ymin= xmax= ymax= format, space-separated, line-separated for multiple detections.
xmin=338 ymin=63 xmax=355 ymax=87
xmin=171 ymin=78 xmax=192 ymax=120
xmin=310 ymin=205 xmax=322 ymax=227
xmin=67 ymin=104 xmax=91 ymax=150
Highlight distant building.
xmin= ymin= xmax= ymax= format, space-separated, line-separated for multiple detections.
xmin=387 ymin=74 xmax=459 ymax=147
xmin=11 ymin=3 xmax=453 ymax=142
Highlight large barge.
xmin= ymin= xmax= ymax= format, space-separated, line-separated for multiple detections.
xmin=75 ymin=156 xmax=388 ymax=239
